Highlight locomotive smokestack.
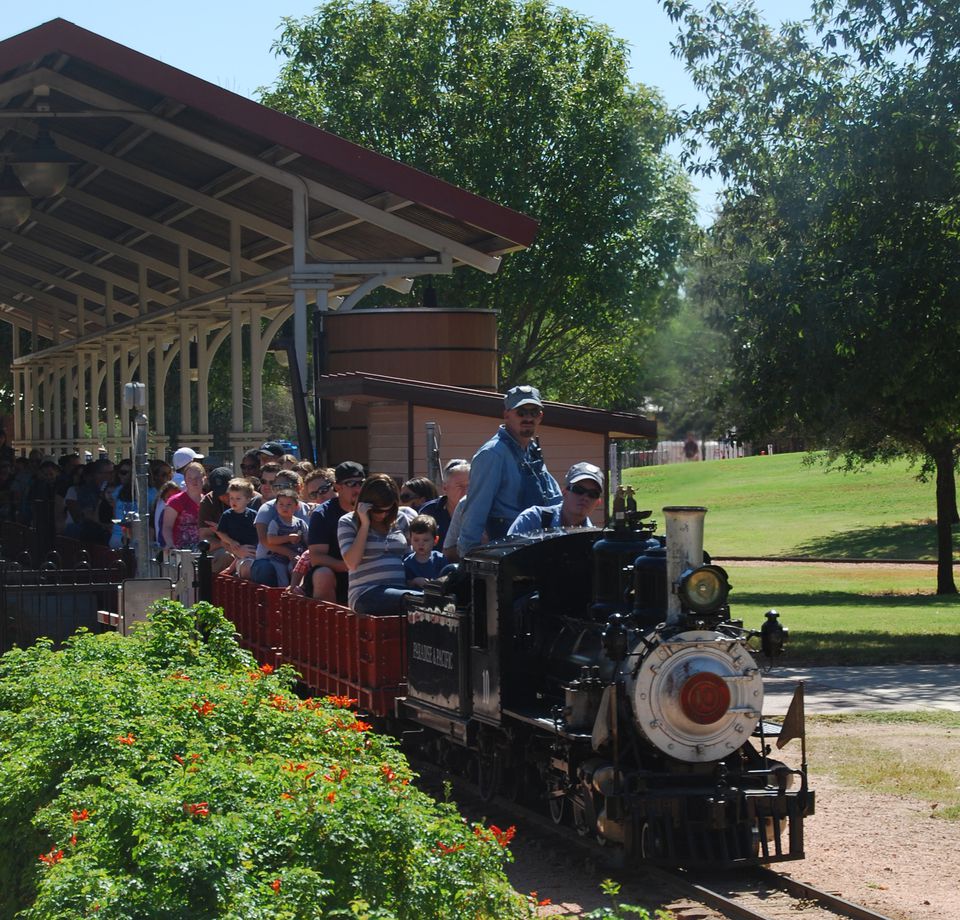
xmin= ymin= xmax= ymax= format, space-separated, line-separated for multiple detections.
xmin=663 ymin=506 xmax=707 ymax=625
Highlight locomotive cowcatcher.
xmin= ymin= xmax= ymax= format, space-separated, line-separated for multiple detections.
xmin=398 ymin=504 xmax=814 ymax=867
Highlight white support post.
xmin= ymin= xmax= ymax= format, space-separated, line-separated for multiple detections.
xmin=154 ymin=335 xmax=167 ymax=438
xmin=11 ymin=326 xmax=21 ymax=445
xmin=65 ymin=365 xmax=75 ymax=447
xmin=88 ymin=351 xmax=99 ymax=451
xmin=53 ymin=359 xmax=63 ymax=453
xmin=230 ymin=301 xmax=243 ymax=432
xmin=250 ymin=305 xmax=264 ymax=433
xmin=76 ymin=352 xmax=86 ymax=445
xmin=179 ymin=322 xmax=191 ymax=438
xmin=197 ymin=324 xmax=210 ymax=437
xmin=105 ymin=342 xmax=116 ymax=451
xmin=292 ymin=187 xmax=310 ymax=393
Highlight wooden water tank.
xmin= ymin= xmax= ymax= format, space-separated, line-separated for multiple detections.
xmin=324 ymin=308 xmax=497 ymax=389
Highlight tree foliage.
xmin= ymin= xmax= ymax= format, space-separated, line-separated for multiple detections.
xmin=664 ymin=0 xmax=960 ymax=592
xmin=262 ymin=0 xmax=695 ymax=407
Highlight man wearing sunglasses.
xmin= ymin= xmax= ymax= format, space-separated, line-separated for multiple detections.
xmin=305 ymin=460 xmax=365 ymax=603
xmin=507 ymin=462 xmax=604 ymax=536
xmin=458 ymin=385 xmax=561 ymax=556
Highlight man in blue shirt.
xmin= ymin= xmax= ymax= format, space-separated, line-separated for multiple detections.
xmin=508 ymin=461 xmax=604 ymax=536
xmin=457 ymin=385 xmax=561 ymax=556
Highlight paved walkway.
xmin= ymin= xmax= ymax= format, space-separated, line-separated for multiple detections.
xmin=762 ymin=664 xmax=960 ymax=715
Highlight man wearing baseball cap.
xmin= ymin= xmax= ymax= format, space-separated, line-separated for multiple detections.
xmin=305 ymin=460 xmax=365 ymax=602
xmin=508 ymin=461 xmax=604 ymax=535
xmin=457 ymin=385 xmax=561 ymax=556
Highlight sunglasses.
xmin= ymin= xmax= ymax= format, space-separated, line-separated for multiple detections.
xmin=370 ymin=505 xmax=395 ymax=514
xmin=307 ymin=482 xmax=333 ymax=498
xmin=570 ymin=483 xmax=601 ymax=499
xmin=261 ymin=477 xmax=277 ymax=485
xmin=240 ymin=463 xmax=259 ymax=472
xmin=340 ymin=478 xmax=364 ymax=488
xmin=515 ymin=407 xmax=543 ymax=419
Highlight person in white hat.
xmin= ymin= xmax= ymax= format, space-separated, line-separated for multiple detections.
xmin=507 ymin=461 xmax=604 ymax=535
xmin=171 ymin=447 xmax=204 ymax=486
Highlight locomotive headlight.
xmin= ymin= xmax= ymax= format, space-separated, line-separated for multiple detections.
xmin=676 ymin=564 xmax=730 ymax=614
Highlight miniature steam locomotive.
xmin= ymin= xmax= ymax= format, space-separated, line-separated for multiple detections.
xmin=208 ymin=503 xmax=812 ymax=868
xmin=398 ymin=505 xmax=813 ymax=866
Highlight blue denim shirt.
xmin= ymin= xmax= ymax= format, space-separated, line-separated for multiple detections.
xmin=458 ymin=426 xmax=561 ymax=555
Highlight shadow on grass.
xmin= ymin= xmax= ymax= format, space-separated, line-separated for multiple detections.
xmin=786 ymin=631 xmax=960 ymax=666
xmin=736 ymin=590 xmax=960 ymax=608
xmin=790 ymin=521 xmax=954 ymax=560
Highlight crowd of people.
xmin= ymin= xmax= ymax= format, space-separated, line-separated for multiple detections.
xmin=1 ymin=385 xmax=607 ymax=615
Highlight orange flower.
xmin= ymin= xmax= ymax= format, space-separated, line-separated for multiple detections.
xmin=116 ymin=733 xmax=136 ymax=745
xmin=248 ymin=670 xmax=262 ymax=681
xmin=192 ymin=700 xmax=215 ymax=717
xmin=490 ymin=824 xmax=516 ymax=847
xmin=436 ymin=841 xmax=465 ymax=854
xmin=183 ymin=802 xmax=209 ymax=818
xmin=280 ymin=792 xmax=294 ymax=800
xmin=38 ymin=848 xmax=64 ymax=865
xmin=324 ymin=694 xmax=357 ymax=708
xmin=167 ymin=672 xmax=190 ymax=681
xmin=71 ymin=809 xmax=89 ymax=823
xmin=529 ymin=891 xmax=551 ymax=907
xmin=260 ymin=663 xmax=274 ymax=675
xmin=271 ymin=878 xmax=281 ymax=893
xmin=380 ymin=764 xmax=397 ymax=782
xmin=326 ymin=791 xmax=336 ymax=803
xmin=70 ymin=834 xmax=78 ymax=847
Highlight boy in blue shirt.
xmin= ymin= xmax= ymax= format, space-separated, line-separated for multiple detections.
xmin=403 ymin=514 xmax=446 ymax=586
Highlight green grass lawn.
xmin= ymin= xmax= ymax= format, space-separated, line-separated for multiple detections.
xmin=622 ymin=452 xmax=945 ymax=559
xmin=726 ymin=562 xmax=960 ymax=664
xmin=621 ymin=453 xmax=960 ymax=664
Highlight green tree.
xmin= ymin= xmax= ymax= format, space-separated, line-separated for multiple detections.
xmin=262 ymin=0 xmax=695 ymax=408
xmin=664 ymin=0 xmax=960 ymax=593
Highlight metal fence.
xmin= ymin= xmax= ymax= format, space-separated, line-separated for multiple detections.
xmin=620 ymin=440 xmax=748 ymax=468
xmin=0 ymin=558 xmax=125 ymax=653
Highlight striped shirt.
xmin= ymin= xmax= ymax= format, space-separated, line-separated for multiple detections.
xmin=338 ymin=506 xmax=415 ymax=608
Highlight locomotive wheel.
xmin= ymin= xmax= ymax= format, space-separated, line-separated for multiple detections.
xmin=640 ymin=820 xmax=667 ymax=860
xmin=547 ymin=784 xmax=566 ymax=824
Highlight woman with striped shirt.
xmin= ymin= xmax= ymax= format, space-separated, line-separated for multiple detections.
xmin=338 ymin=473 xmax=421 ymax=615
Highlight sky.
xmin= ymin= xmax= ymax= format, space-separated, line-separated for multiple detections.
xmin=3 ymin=1 xmax=812 ymax=223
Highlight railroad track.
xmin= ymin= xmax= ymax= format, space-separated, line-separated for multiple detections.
xmin=670 ymin=866 xmax=899 ymax=920
xmin=410 ymin=757 xmax=897 ymax=920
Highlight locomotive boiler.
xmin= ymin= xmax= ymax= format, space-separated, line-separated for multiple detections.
xmin=400 ymin=505 xmax=813 ymax=867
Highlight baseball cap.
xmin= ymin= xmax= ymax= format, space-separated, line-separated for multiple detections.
xmin=207 ymin=467 xmax=234 ymax=497
xmin=504 ymin=385 xmax=543 ymax=411
xmin=565 ymin=461 xmax=603 ymax=489
xmin=172 ymin=447 xmax=204 ymax=470
xmin=335 ymin=460 xmax=365 ymax=482
xmin=257 ymin=441 xmax=286 ymax=458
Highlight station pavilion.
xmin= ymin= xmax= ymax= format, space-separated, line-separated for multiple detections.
xmin=0 ymin=18 xmax=656 ymax=494
xmin=0 ymin=19 xmax=538 ymax=465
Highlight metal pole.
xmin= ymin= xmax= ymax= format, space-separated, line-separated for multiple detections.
xmin=425 ymin=421 xmax=441 ymax=484
xmin=123 ymin=382 xmax=151 ymax=579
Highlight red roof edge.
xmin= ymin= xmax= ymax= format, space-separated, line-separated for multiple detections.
xmin=0 ymin=18 xmax=539 ymax=249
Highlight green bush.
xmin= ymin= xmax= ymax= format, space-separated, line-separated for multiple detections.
xmin=0 ymin=600 xmax=526 ymax=919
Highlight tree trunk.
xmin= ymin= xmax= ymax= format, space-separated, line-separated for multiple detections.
xmin=934 ymin=445 xmax=957 ymax=595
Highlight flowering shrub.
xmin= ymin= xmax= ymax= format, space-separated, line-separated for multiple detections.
xmin=0 ymin=600 xmax=527 ymax=919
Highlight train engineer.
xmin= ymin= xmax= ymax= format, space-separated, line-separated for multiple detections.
xmin=507 ymin=461 xmax=605 ymax=535
xmin=457 ymin=385 xmax=561 ymax=556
